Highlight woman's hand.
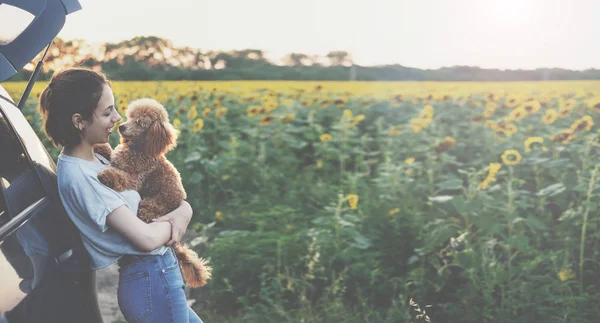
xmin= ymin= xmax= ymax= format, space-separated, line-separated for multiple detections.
xmin=152 ymin=200 xmax=193 ymax=246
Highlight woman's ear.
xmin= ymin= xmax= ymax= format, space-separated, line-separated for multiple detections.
xmin=71 ymin=113 xmax=83 ymax=130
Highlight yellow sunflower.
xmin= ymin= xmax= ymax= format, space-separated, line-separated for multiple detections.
xmin=507 ymin=106 xmax=527 ymax=122
xmin=320 ymin=133 xmax=333 ymax=142
xmin=280 ymin=113 xmax=296 ymax=124
xmin=478 ymin=162 xmax=502 ymax=190
xmin=570 ymin=115 xmax=594 ymax=132
xmin=260 ymin=115 xmax=275 ymax=126
xmin=587 ymin=97 xmax=600 ymax=111
xmin=187 ymin=106 xmax=198 ymax=119
xmin=550 ymin=129 xmax=576 ymax=144
xmin=346 ymin=194 xmax=359 ymax=210
xmin=215 ymin=107 xmax=228 ymax=118
xmin=247 ymin=105 xmax=261 ymax=117
xmin=388 ymin=125 xmax=404 ymax=135
xmin=388 ymin=208 xmax=400 ymax=216
xmin=435 ymin=136 xmax=456 ymax=153
xmin=501 ymin=149 xmax=522 ymax=166
xmin=520 ymin=100 xmax=542 ymax=114
xmin=542 ymin=109 xmax=558 ymax=124
xmin=524 ymin=137 xmax=547 ymax=152
xmin=173 ymin=118 xmax=181 ymax=129
xmin=350 ymin=114 xmax=365 ymax=127
xmin=193 ymin=118 xmax=204 ymax=133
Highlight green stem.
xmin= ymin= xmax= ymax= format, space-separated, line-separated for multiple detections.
xmin=579 ymin=165 xmax=598 ymax=295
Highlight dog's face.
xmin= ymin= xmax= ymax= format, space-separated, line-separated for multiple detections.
xmin=119 ymin=98 xmax=178 ymax=156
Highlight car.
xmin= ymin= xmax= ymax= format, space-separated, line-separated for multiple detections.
xmin=0 ymin=0 xmax=104 ymax=322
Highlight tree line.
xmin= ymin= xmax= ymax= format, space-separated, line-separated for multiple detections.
xmin=7 ymin=36 xmax=600 ymax=82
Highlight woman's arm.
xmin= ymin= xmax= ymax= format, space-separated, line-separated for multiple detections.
xmin=106 ymin=201 xmax=192 ymax=251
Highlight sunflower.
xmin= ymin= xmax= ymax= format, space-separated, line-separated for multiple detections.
xmin=346 ymin=194 xmax=359 ymax=210
xmin=187 ymin=106 xmax=198 ymax=119
xmin=343 ymin=109 xmax=353 ymax=119
xmin=501 ymin=149 xmax=522 ymax=166
xmin=193 ymin=118 xmax=204 ymax=133
xmin=173 ymin=118 xmax=181 ymax=129
xmin=524 ymin=137 xmax=547 ymax=152
xmin=570 ymin=115 xmax=594 ymax=132
xmin=215 ymin=107 xmax=228 ymax=118
xmin=504 ymin=95 xmax=520 ymax=109
xmin=388 ymin=125 xmax=404 ymax=135
xmin=435 ymin=136 xmax=456 ymax=153
xmin=388 ymin=208 xmax=400 ymax=216
xmin=560 ymin=98 xmax=576 ymax=111
xmin=550 ymin=129 xmax=576 ymax=144
xmin=404 ymin=157 xmax=415 ymax=165
xmin=280 ymin=113 xmax=295 ymax=124
xmin=483 ymin=102 xmax=497 ymax=117
xmin=334 ymin=97 xmax=348 ymax=108
xmin=320 ymin=133 xmax=333 ymax=142
xmin=215 ymin=211 xmax=223 ymax=221
xmin=260 ymin=115 xmax=275 ymax=126
xmin=502 ymin=123 xmax=518 ymax=137
xmin=316 ymin=160 xmax=323 ymax=169
xmin=419 ymin=105 xmax=434 ymax=119
xmin=507 ymin=107 xmax=527 ymax=122
xmin=263 ymin=101 xmax=278 ymax=113
xmin=478 ymin=162 xmax=502 ymax=190
xmin=247 ymin=105 xmax=261 ymax=117
xmin=542 ymin=109 xmax=558 ymax=124
xmin=520 ymin=100 xmax=542 ymax=114
xmin=587 ymin=97 xmax=600 ymax=111
xmin=350 ymin=114 xmax=365 ymax=127
xmin=202 ymin=108 xmax=211 ymax=117
xmin=558 ymin=269 xmax=576 ymax=281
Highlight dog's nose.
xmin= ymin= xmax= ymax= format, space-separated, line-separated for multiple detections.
xmin=119 ymin=124 xmax=126 ymax=132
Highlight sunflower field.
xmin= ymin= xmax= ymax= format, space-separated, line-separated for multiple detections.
xmin=5 ymin=80 xmax=600 ymax=322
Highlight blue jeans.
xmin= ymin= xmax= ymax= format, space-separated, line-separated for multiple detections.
xmin=117 ymin=247 xmax=203 ymax=323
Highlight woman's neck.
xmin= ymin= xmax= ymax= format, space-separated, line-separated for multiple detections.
xmin=63 ymin=142 xmax=98 ymax=162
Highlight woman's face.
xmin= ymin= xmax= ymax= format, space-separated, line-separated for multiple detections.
xmin=80 ymin=83 xmax=121 ymax=145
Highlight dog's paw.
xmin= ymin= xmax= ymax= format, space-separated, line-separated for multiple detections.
xmin=137 ymin=201 xmax=157 ymax=223
xmin=98 ymin=169 xmax=129 ymax=192
xmin=93 ymin=143 xmax=112 ymax=161
xmin=98 ymin=169 xmax=118 ymax=189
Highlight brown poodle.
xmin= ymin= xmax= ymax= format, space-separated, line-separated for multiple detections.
xmin=96 ymin=98 xmax=211 ymax=288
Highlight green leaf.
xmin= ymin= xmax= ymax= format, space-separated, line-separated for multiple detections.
xmin=536 ymin=183 xmax=566 ymax=197
xmin=436 ymin=179 xmax=463 ymax=190
xmin=525 ymin=215 xmax=548 ymax=231
xmin=188 ymin=172 xmax=204 ymax=184
xmin=184 ymin=151 xmax=202 ymax=164
xmin=508 ymin=236 xmax=529 ymax=251
xmin=352 ymin=234 xmax=372 ymax=250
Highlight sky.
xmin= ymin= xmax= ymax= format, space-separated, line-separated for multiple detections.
xmin=28 ymin=0 xmax=600 ymax=69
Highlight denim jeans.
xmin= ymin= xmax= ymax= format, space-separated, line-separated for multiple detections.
xmin=117 ymin=247 xmax=203 ymax=323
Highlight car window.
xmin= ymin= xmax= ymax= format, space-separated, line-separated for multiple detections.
xmin=0 ymin=3 xmax=36 ymax=45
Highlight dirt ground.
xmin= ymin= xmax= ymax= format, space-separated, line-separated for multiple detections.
xmin=96 ymin=262 xmax=125 ymax=323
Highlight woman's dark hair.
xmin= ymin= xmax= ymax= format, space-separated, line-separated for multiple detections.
xmin=38 ymin=68 xmax=110 ymax=147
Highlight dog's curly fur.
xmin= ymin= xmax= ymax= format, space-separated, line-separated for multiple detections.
xmin=96 ymin=98 xmax=211 ymax=288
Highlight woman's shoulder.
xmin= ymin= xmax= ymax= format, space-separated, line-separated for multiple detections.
xmin=57 ymin=154 xmax=106 ymax=190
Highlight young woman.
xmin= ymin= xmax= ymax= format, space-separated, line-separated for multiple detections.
xmin=38 ymin=67 xmax=203 ymax=323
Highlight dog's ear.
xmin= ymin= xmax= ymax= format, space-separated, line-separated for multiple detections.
xmin=143 ymin=121 xmax=178 ymax=156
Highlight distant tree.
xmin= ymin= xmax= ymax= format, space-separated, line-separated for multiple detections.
xmin=284 ymin=53 xmax=310 ymax=67
xmin=326 ymin=51 xmax=352 ymax=66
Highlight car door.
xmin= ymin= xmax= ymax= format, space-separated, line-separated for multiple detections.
xmin=0 ymin=87 xmax=103 ymax=323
